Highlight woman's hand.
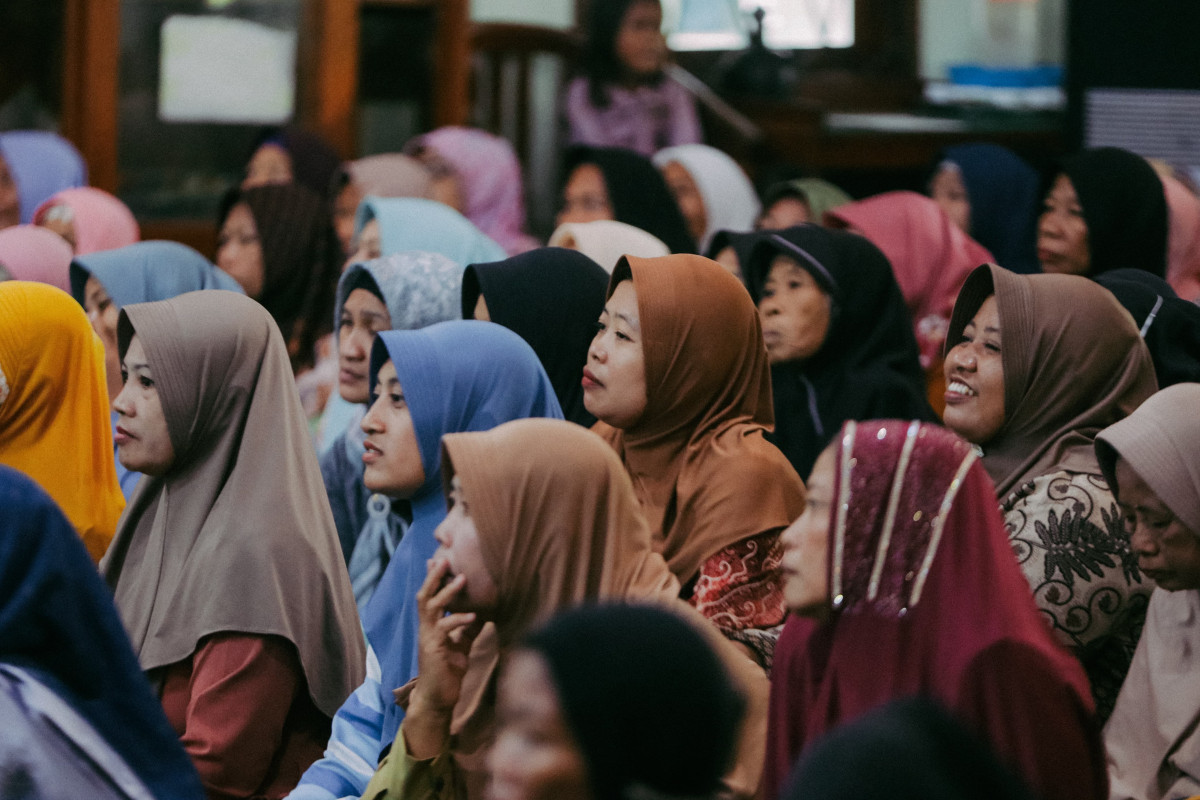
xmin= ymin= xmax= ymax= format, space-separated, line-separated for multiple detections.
xmin=403 ymin=558 xmax=485 ymax=760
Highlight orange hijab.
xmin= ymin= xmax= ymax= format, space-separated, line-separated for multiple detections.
xmin=595 ymin=255 xmax=805 ymax=584
xmin=0 ymin=281 xmax=123 ymax=560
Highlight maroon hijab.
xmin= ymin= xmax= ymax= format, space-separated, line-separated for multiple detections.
xmin=764 ymin=420 xmax=1105 ymax=800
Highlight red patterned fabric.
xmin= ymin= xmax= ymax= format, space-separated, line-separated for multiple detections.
xmin=689 ymin=529 xmax=785 ymax=631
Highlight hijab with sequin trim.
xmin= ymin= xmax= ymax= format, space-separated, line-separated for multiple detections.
xmin=945 ymin=264 xmax=1158 ymax=498
xmin=102 ymin=291 xmax=364 ymax=717
xmin=0 ymin=281 xmax=123 ymax=562
xmin=764 ymin=420 xmax=1104 ymax=800
xmin=594 ymin=254 xmax=805 ymax=585
xmin=34 ymin=187 xmax=140 ymax=255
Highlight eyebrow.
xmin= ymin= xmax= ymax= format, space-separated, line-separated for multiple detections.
xmin=603 ymin=308 xmax=640 ymax=332
xmin=123 ymin=361 xmax=150 ymax=372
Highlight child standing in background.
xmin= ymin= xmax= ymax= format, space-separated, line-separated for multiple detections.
xmin=565 ymin=0 xmax=702 ymax=157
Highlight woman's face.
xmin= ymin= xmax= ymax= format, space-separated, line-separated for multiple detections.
xmin=242 ymin=143 xmax=293 ymax=189
xmin=757 ymin=255 xmax=831 ymax=364
xmin=557 ymin=164 xmax=613 ymax=226
xmin=337 ymin=288 xmax=392 ymax=404
xmin=361 ymin=359 xmax=426 ymax=497
xmin=83 ymin=276 xmax=122 ymax=401
xmin=217 ymin=202 xmax=265 ymax=298
xmin=0 ymin=156 xmax=18 ymax=230
xmin=431 ymin=475 xmax=499 ymax=614
xmin=583 ymin=279 xmax=648 ymax=429
xmin=112 ymin=334 xmax=176 ymax=476
xmin=615 ymin=0 xmax=666 ymax=78
xmin=1037 ymin=174 xmax=1090 ymax=275
xmin=661 ymin=161 xmax=705 ymax=243
xmin=942 ymin=295 xmax=1006 ymax=445
xmin=488 ymin=650 xmax=591 ymax=800
xmin=756 ymin=196 xmax=810 ymax=231
xmin=1115 ymin=458 xmax=1200 ymax=591
xmin=351 ymin=218 xmax=383 ymax=264
xmin=930 ymin=164 xmax=970 ymax=234
xmin=333 ymin=180 xmax=365 ymax=258
xmin=779 ymin=445 xmax=834 ymax=618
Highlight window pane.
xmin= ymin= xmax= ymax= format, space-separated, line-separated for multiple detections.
xmin=665 ymin=0 xmax=854 ymax=51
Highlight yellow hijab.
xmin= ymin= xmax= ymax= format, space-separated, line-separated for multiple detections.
xmin=0 ymin=281 xmax=123 ymax=560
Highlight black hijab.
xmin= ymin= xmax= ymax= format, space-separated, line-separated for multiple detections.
xmin=745 ymin=225 xmax=934 ymax=478
xmin=564 ymin=146 xmax=697 ymax=254
xmin=705 ymin=228 xmax=761 ymax=286
xmin=462 ymin=247 xmax=609 ymax=426
xmin=1060 ymin=147 xmax=1169 ymax=278
xmin=1096 ymin=268 xmax=1200 ymax=387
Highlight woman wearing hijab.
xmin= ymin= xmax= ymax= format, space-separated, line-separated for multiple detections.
xmin=584 ymin=254 xmax=806 ymax=667
xmin=756 ymin=177 xmax=852 ymax=231
xmin=357 ymin=419 xmax=769 ymax=800
xmin=290 ymin=322 xmax=562 ymax=800
xmin=69 ymin=241 xmax=243 ymax=501
xmin=102 ymin=291 xmax=365 ymax=799
xmin=558 ymin=146 xmax=696 ymax=254
xmin=33 ymin=187 xmax=140 ymax=254
xmin=547 ymin=218 xmax=670 ymax=272
xmin=765 ymin=420 xmax=1106 ymax=800
xmin=0 ymin=466 xmax=204 ymax=800
xmin=333 ymin=155 xmax=434 ymax=257
xmin=1038 ymin=147 xmax=1169 ymax=278
xmin=826 ymin=191 xmax=994 ymax=407
xmin=742 ymin=226 xmax=934 ymax=479
xmin=1096 ymin=383 xmax=1200 ymax=800
xmin=0 ymin=130 xmax=87 ymax=225
xmin=0 ymin=223 xmax=73 ymax=289
xmin=319 ymin=252 xmax=464 ymax=608
xmin=928 ymin=143 xmax=1042 ymax=275
xmin=652 ymin=143 xmax=761 ymax=253
xmin=0 ymin=281 xmax=124 ymax=562
xmin=350 ymin=196 xmax=506 ymax=269
xmin=244 ymin=125 xmax=343 ymax=201
xmin=1096 ymin=269 xmax=1200 ymax=388
xmin=942 ymin=264 xmax=1158 ymax=719
xmin=217 ymin=183 xmax=339 ymax=378
xmin=1160 ymin=172 xmax=1200 ymax=301
xmin=462 ymin=247 xmax=609 ymax=427
xmin=405 ymin=127 xmax=540 ymax=256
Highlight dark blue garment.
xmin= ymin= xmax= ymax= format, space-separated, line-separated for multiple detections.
xmin=0 ymin=465 xmax=204 ymax=800
xmin=939 ymin=143 xmax=1041 ymax=275
xmin=362 ymin=320 xmax=563 ymax=740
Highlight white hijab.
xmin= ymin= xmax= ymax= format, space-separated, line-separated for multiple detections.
xmin=652 ymin=144 xmax=761 ymax=252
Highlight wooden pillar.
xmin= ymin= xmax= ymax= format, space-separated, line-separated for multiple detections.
xmin=60 ymin=0 xmax=120 ymax=192
xmin=434 ymin=0 xmax=471 ymax=127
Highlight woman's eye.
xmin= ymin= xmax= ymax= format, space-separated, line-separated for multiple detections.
xmin=139 ymin=376 xmax=154 ymax=389
xmin=984 ymin=342 xmax=1001 ymax=353
xmin=338 ymin=317 xmax=352 ymax=330
xmin=788 ymin=280 xmax=803 ymax=290
xmin=594 ymin=320 xmax=607 ymax=333
xmin=120 ymin=369 xmax=129 ymax=383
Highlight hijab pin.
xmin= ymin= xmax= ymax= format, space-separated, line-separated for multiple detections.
xmin=832 ymin=593 xmax=845 ymax=609
xmin=877 ymin=427 xmax=888 ymax=440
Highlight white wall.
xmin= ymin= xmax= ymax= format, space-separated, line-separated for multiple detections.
xmin=919 ymin=0 xmax=1065 ymax=79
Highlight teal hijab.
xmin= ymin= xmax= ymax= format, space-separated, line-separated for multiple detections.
xmin=69 ymin=240 xmax=244 ymax=308
xmin=353 ymin=196 xmax=507 ymax=267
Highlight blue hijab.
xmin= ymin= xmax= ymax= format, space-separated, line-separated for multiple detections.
xmin=0 ymin=466 xmax=204 ymax=799
xmin=68 ymin=241 xmax=244 ymax=500
xmin=0 ymin=131 xmax=88 ymax=223
xmin=362 ymin=320 xmax=562 ymax=739
xmin=353 ymin=196 xmax=507 ymax=267
xmin=937 ymin=143 xmax=1041 ymax=275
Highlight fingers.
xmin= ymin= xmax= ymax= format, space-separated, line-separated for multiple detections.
xmin=417 ymin=558 xmax=450 ymax=602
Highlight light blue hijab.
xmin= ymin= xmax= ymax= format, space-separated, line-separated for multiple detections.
xmin=362 ymin=320 xmax=562 ymax=741
xmin=353 ymin=196 xmax=507 ymax=267
xmin=68 ymin=241 xmax=244 ymax=500
xmin=0 ymin=131 xmax=87 ymax=223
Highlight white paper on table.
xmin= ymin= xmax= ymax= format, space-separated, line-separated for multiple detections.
xmin=158 ymin=15 xmax=297 ymax=124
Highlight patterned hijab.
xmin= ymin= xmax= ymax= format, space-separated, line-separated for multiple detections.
xmin=0 ymin=223 xmax=74 ymax=290
xmin=596 ymin=255 xmax=805 ymax=583
xmin=353 ymin=196 xmax=507 ymax=267
xmin=336 ymin=252 xmax=464 ymax=335
xmin=34 ymin=187 xmax=141 ymax=254
xmin=0 ymin=282 xmax=123 ymax=561
xmin=946 ymin=264 xmax=1158 ymax=497
xmin=765 ymin=421 xmax=1102 ymax=800
xmin=0 ymin=131 xmax=87 ymax=223
xmin=0 ymin=466 xmax=204 ymax=800
xmin=102 ymin=291 xmax=365 ymax=717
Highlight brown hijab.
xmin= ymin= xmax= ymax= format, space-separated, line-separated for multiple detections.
xmin=596 ymin=255 xmax=806 ymax=583
xmin=945 ymin=263 xmax=1158 ymax=498
xmin=101 ymin=290 xmax=364 ymax=717
xmin=438 ymin=418 xmax=769 ymax=799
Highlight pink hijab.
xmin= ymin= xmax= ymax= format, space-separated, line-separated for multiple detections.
xmin=409 ymin=127 xmax=539 ymax=256
xmin=827 ymin=191 xmax=994 ymax=366
xmin=34 ymin=187 xmax=140 ymax=254
xmin=0 ymin=224 xmax=74 ymax=290
xmin=1161 ymin=174 xmax=1200 ymax=302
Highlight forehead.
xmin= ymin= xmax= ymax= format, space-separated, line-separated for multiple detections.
xmin=768 ymin=254 xmax=808 ymax=276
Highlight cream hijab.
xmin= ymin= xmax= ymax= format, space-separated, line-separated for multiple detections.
xmin=101 ymin=291 xmax=364 ymax=716
xmin=945 ymin=264 xmax=1158 ymax=497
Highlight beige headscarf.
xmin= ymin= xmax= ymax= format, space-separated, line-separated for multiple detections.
xmin=945 ymin=263 xmax=1159 ymax=498
xmin=548 ymin=220 xmax=670 ymax=273
xmin=345 ymin=154 xmax=435 ymax=200
xmin=595 ymin=255 xmax=805 ymax=584
xmin=101 ymin=290 xmax=364 ymax=717
xmin=435 ymin=418 xmax=768 ymax=799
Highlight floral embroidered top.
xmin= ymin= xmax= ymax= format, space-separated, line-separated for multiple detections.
xmin=1001 ymin=469 xmax=1152 ymax=721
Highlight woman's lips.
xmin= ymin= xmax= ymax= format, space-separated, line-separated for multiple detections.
xmin=581 ymin=367 xmax=603 ymax=390
xmin=362 ymin=440 xmax=383 ymax=464
xmin=114 ymin=426 xmax=134 ymax=446
xmin=339 ymin=368 xmax=364 ymax=384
